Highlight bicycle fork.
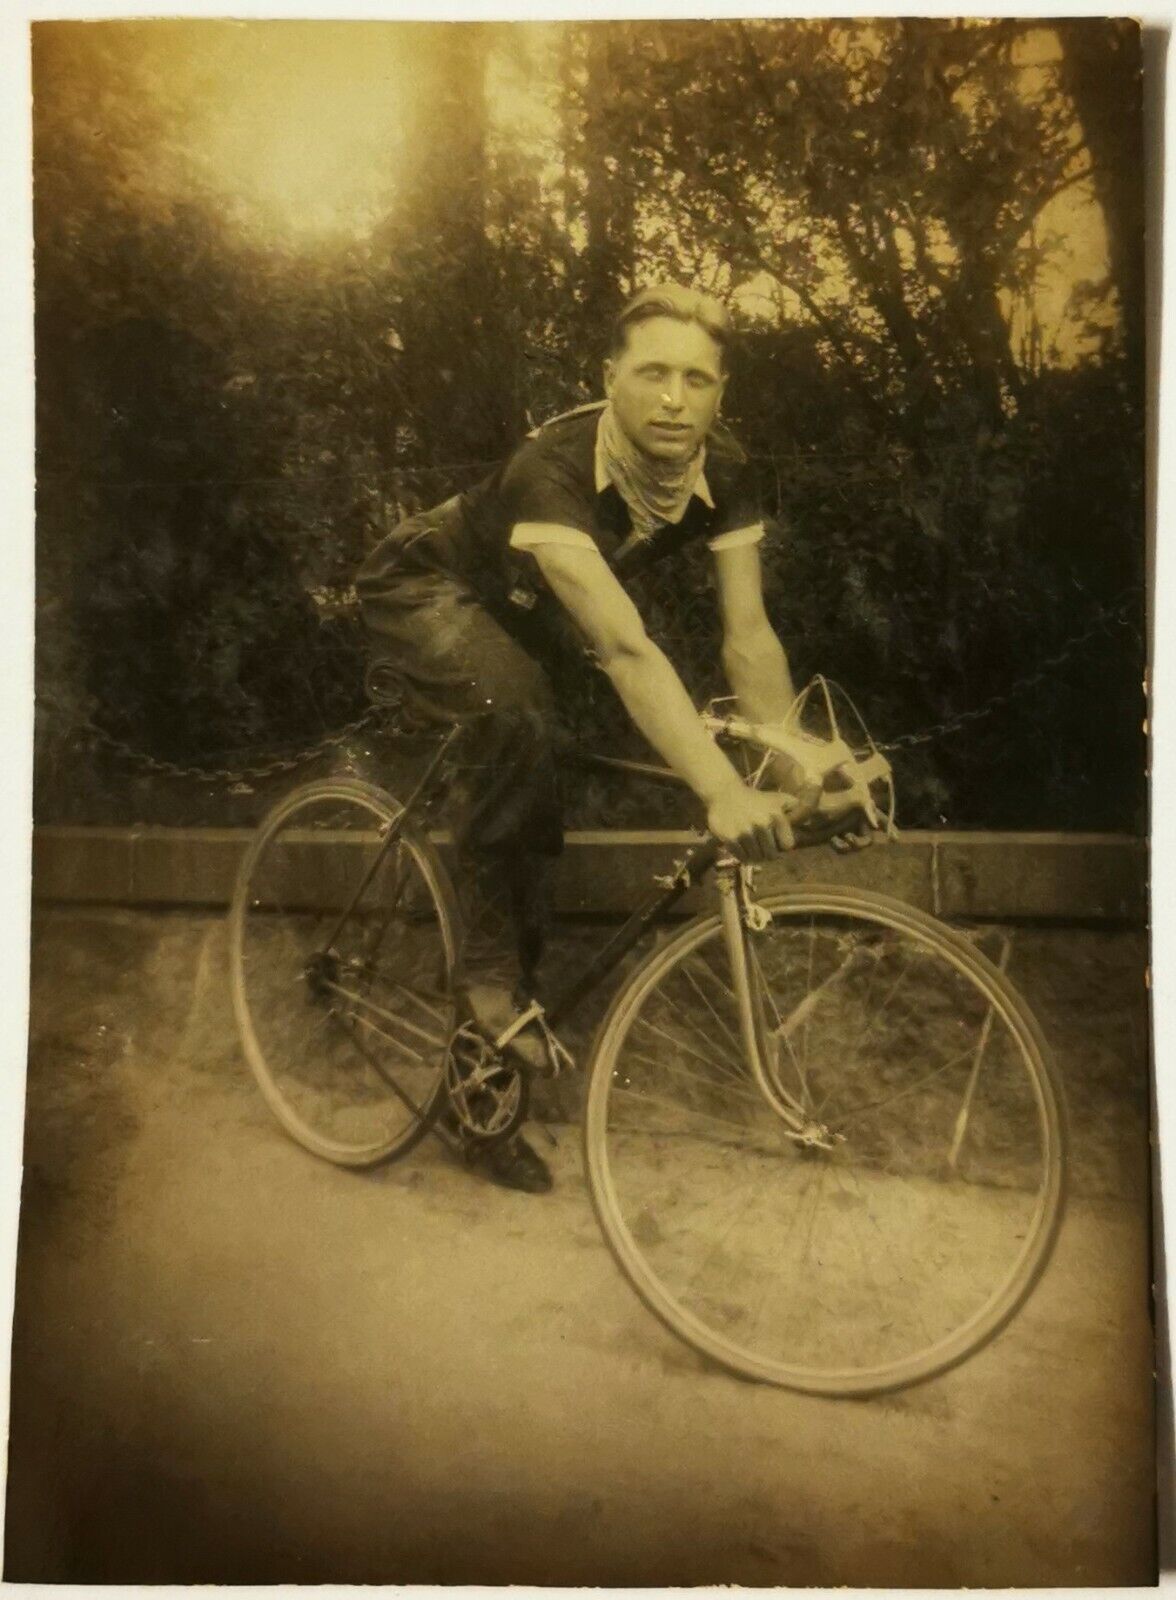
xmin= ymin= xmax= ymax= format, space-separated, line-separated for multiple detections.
xmin=715 ymin=856 xmax=841 ymax=1151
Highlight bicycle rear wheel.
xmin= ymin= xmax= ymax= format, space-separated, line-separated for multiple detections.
xmin=584 ymin=886 xmax=1066 ymax=1396
xmin=229 ymin=778 xmax=459 ymax=1166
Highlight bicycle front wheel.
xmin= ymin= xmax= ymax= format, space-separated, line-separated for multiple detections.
xmin=229 ymin=778 xmax=460 ymax=1167
xmin=584 ymin=886 xmax=1066 ymax=1397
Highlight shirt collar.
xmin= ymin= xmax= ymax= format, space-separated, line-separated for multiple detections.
xmin=593 ymin=412 xmax=715 ymax=511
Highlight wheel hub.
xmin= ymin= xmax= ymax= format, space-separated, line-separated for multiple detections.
xmin=303 ymin=949 xmax=340 ymax=1000
xmin=791 ymin=1120 xmax=841 ymax=1151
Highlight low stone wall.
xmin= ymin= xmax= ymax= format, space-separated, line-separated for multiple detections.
xmin=31 ymin=825 xmax=1147 ymax=922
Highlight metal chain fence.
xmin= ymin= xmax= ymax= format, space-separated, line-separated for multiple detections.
xmin=38 ymin=590 xmax=1140 ymax=793
xmin=47 ymin=702 xmax=387 ymax=792
xmin=874 ymin=597 xmax=1140 ymax=752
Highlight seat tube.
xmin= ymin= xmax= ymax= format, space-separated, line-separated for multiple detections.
xmin=321 ymin=723 xmax=461 ymax=957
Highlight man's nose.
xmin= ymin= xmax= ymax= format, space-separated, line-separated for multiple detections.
xmin=659 ymin=379 xmax=685 ymax=411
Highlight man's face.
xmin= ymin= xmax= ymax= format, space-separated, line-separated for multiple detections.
xmin=604 ymin=316 xmax=727 ymax=463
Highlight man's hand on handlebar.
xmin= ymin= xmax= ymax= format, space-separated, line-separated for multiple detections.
xmin=763 ymin=752 xmax=822 ymax=825
xmin=706 ymin=783 xmax=795 ymax=863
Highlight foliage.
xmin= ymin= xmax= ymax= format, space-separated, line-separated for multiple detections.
xmin=31 ymin=18 xmax=1145 ymax=830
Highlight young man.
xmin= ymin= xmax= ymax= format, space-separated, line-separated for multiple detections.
xmin=357 ymin=283 xmax=815 ymax=1192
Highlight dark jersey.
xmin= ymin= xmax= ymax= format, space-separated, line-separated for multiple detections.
xmin=363 ymin=404 xmax=762 ymax=601
xmin=379 ymin=403 xmax=764 ymax=572
xmin=472 ymin=401 xmax=762 ymax=581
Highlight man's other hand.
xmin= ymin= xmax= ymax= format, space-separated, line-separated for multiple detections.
xmin=768 ymin=752 xmax=875 ymax=853
xmin=830 ymin=813 xmax=876 ymax=853
xmin=706 ymin=785 xmax=795 ymax=863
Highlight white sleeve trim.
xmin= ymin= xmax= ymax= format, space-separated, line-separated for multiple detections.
xmin=510 ymin=522 xmax=599 ymax=552
xmin=707 ymin=522 xmax=766 ymax=552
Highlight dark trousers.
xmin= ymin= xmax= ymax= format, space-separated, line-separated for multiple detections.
xmin=356 ymin=505 xmax=564 ymax=993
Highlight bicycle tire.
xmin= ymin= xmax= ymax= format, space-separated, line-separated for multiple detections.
xmin=583 ymin=885 xmax=1067 ymax=1397
xmin=229 ymin=777 xmax=461 ymax=1167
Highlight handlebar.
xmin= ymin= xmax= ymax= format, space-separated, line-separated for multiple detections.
xmin=566 ymin=688 xmax=898 ymax=851
xmin=701 ymin=708 xmax=894 ymax=838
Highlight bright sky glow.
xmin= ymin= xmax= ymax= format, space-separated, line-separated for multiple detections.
xmin=177 ymin=21 xmax=423 ymax=237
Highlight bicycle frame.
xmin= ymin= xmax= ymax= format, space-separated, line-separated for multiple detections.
xmin=325 ymin=722 xmax=882 ymax=1147
xmin=319 ymin=724 xmax=463 ymax=959
xmin=345 ymin=728 xmax=725 ymax=1026
xmin=545 ymin=833 xmax=721 ymax=1028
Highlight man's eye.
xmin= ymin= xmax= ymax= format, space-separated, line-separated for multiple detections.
xmin=688 ymin=373 xmax=715 ymax=389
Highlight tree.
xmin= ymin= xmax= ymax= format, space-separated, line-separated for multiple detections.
xmin=1055 ymin=18 xmax=1145 ymax=373
xmin=374 ymin=24 xmax=513 ymax=462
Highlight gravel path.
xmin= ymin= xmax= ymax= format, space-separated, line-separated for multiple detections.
xmin=3 ymin=907 xmax=1156 ymax=1584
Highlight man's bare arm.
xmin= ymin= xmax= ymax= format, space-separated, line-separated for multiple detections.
xmin=713 ymin=540 xmax=796 ymax=722
xmin=714 ymin=540 xmax=872 ymax=847
xmin=712 ymin=540 xmax=822 ymax=813
xmin=530 ymin=541 xmax=793 ymax=860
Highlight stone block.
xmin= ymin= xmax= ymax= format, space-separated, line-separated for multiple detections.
xmin=936 ymin=833 xmax=1146 ymax=922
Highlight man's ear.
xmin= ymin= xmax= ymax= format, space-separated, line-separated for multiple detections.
xmin=603 ymin=358 xmax=616 ymax=397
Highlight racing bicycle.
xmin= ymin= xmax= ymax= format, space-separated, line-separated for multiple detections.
xmin=228 ymin=679 xmax=1067 ymax=1398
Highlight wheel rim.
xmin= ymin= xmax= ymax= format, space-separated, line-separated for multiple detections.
xmin=230 ymin=783 xmax=457 ymax=1165
xmin=585 ymin=890 xmax=1065 ymax=1395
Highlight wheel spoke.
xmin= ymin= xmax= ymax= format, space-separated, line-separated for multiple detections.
xmin=634 ymin=1014 xmax=748 ymax=1085
xmin=823 ymin=1041 xmax=980 ymax=1132
xmin=611 ymin=1084 xmax=791 ymax=1153
xmin=674 ymin=956 xmax=747 ymax=1061
xmin=684 ymin=1156 xmax=786 ymax=1306
xmin=623 ymin=1048 xmax=773 ymax=1112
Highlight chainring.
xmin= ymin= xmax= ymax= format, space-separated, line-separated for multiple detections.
xmin=444 ymin=1024 xmax=530 ymax=1144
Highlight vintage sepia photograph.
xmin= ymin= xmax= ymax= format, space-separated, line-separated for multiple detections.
xmin=6 ymin=13 xmax=1156 ymax=1586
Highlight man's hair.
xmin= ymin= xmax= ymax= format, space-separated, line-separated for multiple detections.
xmin=608 ymin=283 xmax=734 ymax=368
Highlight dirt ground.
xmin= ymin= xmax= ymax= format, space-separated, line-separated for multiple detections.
xmin=3 ymin=906 xmax=1158 ymax=1585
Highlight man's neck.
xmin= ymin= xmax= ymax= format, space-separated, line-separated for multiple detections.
xmin=595 ymin=402 xmax=710 ymax=539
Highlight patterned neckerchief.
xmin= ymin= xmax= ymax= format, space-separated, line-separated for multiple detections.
xmin=595 ymin=402 xmax=709 ymax=543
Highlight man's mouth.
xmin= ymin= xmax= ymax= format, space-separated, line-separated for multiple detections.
xmin=649 ymin=421 xmax=690 ymax=434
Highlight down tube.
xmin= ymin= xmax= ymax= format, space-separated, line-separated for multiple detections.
xmin=546 ymin=839 xmax=721 ymax=1029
